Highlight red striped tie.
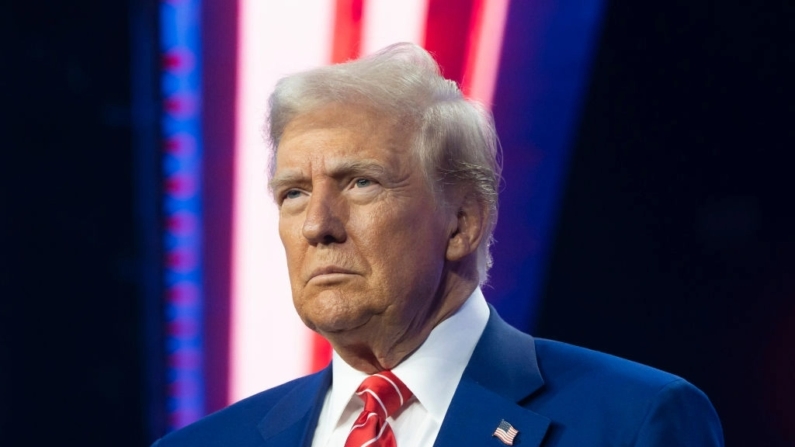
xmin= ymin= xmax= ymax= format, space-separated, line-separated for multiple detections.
xmin=344 ymin=371 xmax=412 ymax=447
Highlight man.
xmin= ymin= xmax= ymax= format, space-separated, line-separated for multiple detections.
xmin=154 ymin=43 xmax=724 ymax=447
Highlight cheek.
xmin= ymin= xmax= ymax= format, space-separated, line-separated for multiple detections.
xmin=357 ymin=204 xmax=447 ymax=272
xmin=279 ymin=218 xmax=306 ymax=274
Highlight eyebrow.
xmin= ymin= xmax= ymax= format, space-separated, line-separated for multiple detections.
xmin=268 ymin=170 xmax=304 ymax=193
xmin=328 ymin=159 xmax=387 ymax=178
xmin=269 ymin=158 xmax=388 ymax=192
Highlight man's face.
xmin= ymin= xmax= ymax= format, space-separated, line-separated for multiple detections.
xmin=272 ymin=105 xmax=453 ymax=349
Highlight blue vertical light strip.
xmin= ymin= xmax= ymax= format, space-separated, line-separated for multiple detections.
xmin=489 ymin=0 xmax=605 ymax=332
xmin=160 ymin=0 xmax=205 ymax=430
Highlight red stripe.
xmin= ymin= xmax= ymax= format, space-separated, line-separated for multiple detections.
xmin=331 ymin=0 xmax=366 ymax=63
xmin=310 ymin=331 xmax=333 ymax=372
xmin=422 ymin=0 xmax=480 ymax=86
xmin=459 ymin=0 xmax=487 ymax=96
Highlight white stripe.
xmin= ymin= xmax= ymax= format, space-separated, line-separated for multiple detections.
xmin=230 ymin=0 xmax=332 ymax=403
xmin=361 ymin=0 xmax=428 ymax=55
xmin=373 ymin=373 xmax=404 ymax=406
xmin=347 ymin=412 xmax=378 ymax=433
xmin=356 ymin=388 xmax=389 ymax=418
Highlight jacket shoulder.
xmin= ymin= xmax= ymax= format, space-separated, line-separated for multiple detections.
xmin=533 ymin=338 xmax=684 ymax=392
xmin=530 ymin=338 xmax=723 ymax=446
xmin=152 ymin=373 xmax=320 ymax=447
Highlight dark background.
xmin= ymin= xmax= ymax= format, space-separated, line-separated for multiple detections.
xmin=539 ymin=3 xmax=794 ymax=446
xmin=2 ymin=1 xmax=146 ymax=446
xmin=2 ymin=0 xmax=792 ymax=445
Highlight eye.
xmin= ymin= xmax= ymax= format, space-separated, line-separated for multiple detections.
xmin=283 ymin=189 xmax=302 ymax=201
xmin=354 ymin=178 xmax=372 ymax=188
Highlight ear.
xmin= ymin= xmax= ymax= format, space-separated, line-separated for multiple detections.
xmin=445 ymin=192 xmax=488 ymax=262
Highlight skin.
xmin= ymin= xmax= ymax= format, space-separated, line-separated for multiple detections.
xmin=271 ymin=104 xmax=487 ymax=373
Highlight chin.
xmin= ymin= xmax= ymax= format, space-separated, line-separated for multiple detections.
xmin=310 ymin=313 xmax=371 ymax=335
xmin=297 ymin=288 xmax=381 ymax=333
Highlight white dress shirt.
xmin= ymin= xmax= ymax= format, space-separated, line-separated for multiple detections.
xmin=310 ymin=287 xmax=490 ymax=447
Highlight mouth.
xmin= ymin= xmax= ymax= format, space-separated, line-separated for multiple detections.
xmin=307 ymin=266 xmax=357 ymax=282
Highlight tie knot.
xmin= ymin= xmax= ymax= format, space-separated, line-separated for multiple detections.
xmin=355 ymin=371 xmax=412 ymax=419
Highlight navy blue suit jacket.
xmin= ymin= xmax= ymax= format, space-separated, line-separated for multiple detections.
xmin=154 ymin=308 xmax=724 ymax=446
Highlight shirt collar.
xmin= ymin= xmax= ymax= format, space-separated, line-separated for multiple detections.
xmin=327 ymin=287 xmax=490 ymax=425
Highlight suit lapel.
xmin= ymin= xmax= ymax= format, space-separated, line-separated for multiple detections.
xmin=258 ymin=366 xmax=332 ymax=447
xmin=434 ymin=307 xmax=550 ymax=447
xmin=435 ymin=379 xmax=550 ymax=447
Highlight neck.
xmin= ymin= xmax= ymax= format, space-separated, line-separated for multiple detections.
xmin=324 ymin=273 xmax=478 ymax=374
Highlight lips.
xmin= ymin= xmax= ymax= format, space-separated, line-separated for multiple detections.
xmin=307 ymin=266 xmax=357 ymax=282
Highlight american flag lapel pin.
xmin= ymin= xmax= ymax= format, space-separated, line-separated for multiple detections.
xmin=492 ymin=419 xmax=519 ymax=445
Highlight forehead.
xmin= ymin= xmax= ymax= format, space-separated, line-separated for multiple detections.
xmin=274 ymin=104 xmax=416 ymax=173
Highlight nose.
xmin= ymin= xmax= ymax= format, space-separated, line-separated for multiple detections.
xmin=301 ymin=188 xmax=347 ymax=245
